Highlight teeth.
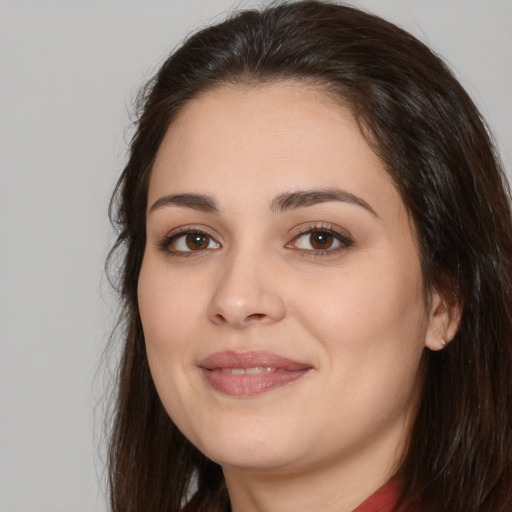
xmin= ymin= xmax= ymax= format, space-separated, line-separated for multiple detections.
xmin=230 ymin=368 xmax=245 ymax=375
xmin=219 ymin=367 xmax=276 ymax=375
xmin=246 ymin=366 xmax=274 ymax=375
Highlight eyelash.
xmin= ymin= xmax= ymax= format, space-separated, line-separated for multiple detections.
xmin=157 ymin=223 xmax=353 ymax=257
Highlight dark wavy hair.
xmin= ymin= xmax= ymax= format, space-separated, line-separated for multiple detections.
xmin=106 ymin=1 xmax=512 ymax=511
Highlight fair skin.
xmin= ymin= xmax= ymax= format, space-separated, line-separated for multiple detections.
xmin=138 ymin=82 xmax=459 ymax=512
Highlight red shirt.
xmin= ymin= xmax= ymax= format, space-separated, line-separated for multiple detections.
xmin=352 ymin=480 xmax=419 ymax=512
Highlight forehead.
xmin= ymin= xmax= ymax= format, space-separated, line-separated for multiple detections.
xmin=149 ymin=81 xmax=401 ymax=219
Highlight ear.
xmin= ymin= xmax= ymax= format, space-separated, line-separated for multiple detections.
xmin=424 ymin=290 xmax=462 ymax=351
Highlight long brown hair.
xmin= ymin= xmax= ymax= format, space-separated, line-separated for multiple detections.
xmin=106 ymin=2 xmax=512 ymax=511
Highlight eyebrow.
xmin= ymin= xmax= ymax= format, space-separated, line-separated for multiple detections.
xmin=270 ymin=188 xmax=378 ymax=217
xmin=148 ymin=188 xmax=377 ymax=217
xmin=149 ymin=193 xmax=220 ymax=214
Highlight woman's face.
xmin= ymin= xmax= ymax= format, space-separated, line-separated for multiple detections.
xmin=138 ymin=82 xmax=443 ymax=479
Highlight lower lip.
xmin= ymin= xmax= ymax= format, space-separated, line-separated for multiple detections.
xmin=199 ymin=368 xmax=310 ymax=397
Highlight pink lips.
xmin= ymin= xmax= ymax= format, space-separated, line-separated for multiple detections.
xmin=198 ymin=351 xmax=312 ymax=397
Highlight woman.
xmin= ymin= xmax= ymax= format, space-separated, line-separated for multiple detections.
xmin=107 ymin=1 xmax=512 ymax=511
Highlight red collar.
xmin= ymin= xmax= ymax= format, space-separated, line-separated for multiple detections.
xmin=352 ymin=480 xmax=416 ymax=512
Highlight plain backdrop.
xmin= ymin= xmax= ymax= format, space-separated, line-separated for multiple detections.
xmin=0 ymin=1 xmax=510 ymax=511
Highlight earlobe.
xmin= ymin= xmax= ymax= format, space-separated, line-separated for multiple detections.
xmin=424 ymin=292 xmax=462 ymax=351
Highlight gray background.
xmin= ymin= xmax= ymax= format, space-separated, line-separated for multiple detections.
xmin=0 ymin=1 xmax=510 ymax=511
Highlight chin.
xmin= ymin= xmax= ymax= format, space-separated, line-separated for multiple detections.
xmin=190 ymin=420 xmax=303 ymax=471
xmin=207 ymin=447 xmax=297 ymax=473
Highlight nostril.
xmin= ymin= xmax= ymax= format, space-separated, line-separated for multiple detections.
xmin=246 ymin=313 xmax=266 ymax=322
xmin=213 ymin=313 xmax=227 ymax=324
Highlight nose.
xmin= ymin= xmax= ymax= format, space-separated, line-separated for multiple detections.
xmin=207 ymin=249 xmax=286 ymax=328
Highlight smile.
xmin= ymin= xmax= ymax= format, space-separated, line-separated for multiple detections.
xmin=198 ymin=351 xmax=312 ymax=397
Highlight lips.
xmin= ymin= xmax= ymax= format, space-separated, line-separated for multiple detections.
xmin=198 ymin=351 xmax=312 ymax=397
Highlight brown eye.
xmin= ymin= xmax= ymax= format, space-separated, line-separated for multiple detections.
xmin=289 ymin=227 xmax=353 ymax=254
xmin=309 ymin=231 xmax=334 ymax=250
xmin=167 ymin=231 xmax=220 ymax=253
xmin=185 ymin=233 xmax=210 ymax=250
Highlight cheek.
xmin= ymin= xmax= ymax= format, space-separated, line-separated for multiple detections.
xmin=305 ymin=266 xmax=426 ymax=422
xmin=137 ymin=256 xmax=206 ymax=369
xmin=137 ymin=256 xmax=208 ymax=430
xmin=294 ymin=252 xmax=428 ymax=389
xmin=306 ymin=267 xmax=423 ymax=337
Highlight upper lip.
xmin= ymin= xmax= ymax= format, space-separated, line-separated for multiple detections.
xmin=198 ymin=350 xmax=312 ymax=371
